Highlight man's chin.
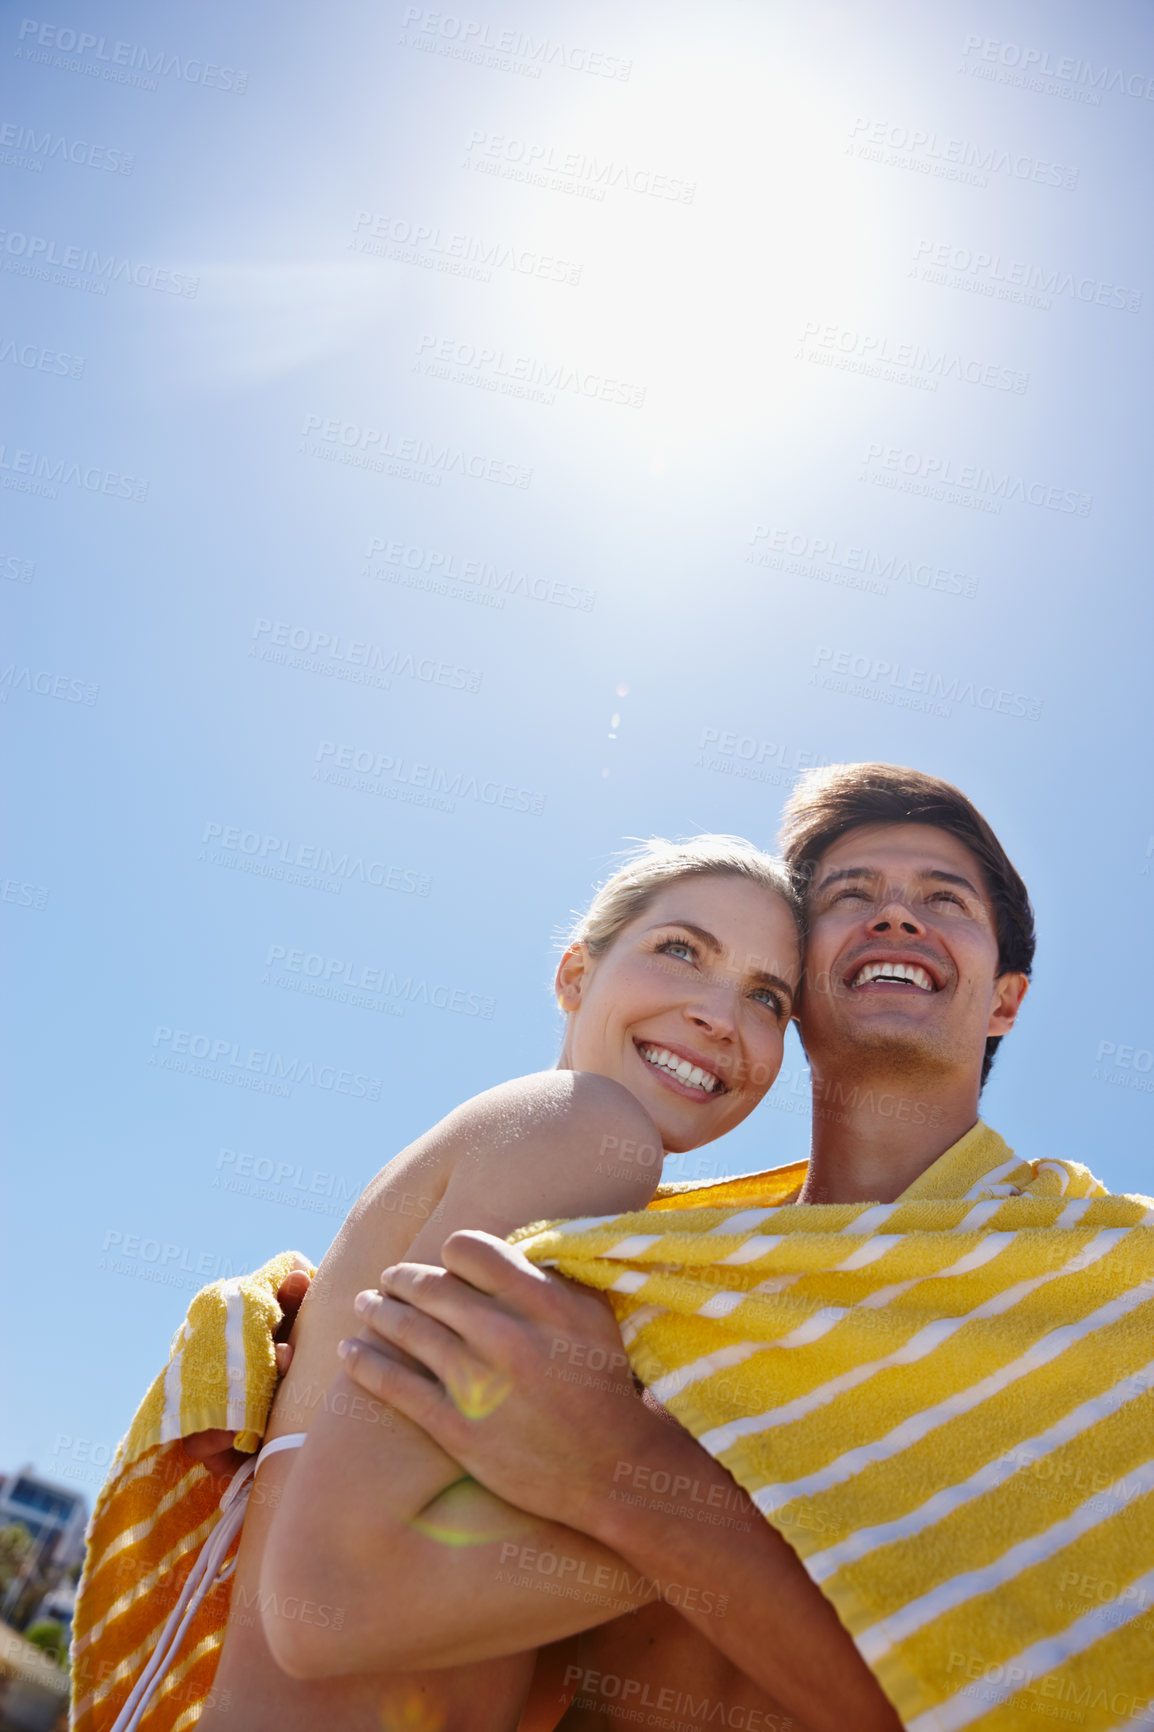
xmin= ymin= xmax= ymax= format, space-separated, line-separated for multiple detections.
xmin=814 ymin=1020 xmax=956 ymax=1082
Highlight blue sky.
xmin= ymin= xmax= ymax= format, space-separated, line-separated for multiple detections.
xmin=4 ymin=0 xmax=1152 ymax=1498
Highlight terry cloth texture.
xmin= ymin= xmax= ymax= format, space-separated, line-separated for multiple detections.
xmin=512 ymin=1123 xmax=1154 ymax=1732
xmin=71 ymin=1250 xmax=314 ymax=1732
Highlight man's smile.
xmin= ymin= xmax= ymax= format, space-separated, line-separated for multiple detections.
xmin=842 ymin=953 xmax=946 ymax=993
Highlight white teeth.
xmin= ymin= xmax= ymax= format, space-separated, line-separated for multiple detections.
xmin=639 ymin=1045 xmax=722 ymax=1093
xmin=851 ymin=961 xmax=934 ymax=991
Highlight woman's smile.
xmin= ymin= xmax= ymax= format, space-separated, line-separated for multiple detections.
xmin=633 ymin=1038 xmax=728 ymax=1099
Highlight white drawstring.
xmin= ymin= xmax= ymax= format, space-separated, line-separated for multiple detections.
xmin=108 ymin=1434 xmax=305 ymax=1732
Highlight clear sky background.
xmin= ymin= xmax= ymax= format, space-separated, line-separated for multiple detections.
xmin=3 ymin=0 xmax=1152 ymax=1501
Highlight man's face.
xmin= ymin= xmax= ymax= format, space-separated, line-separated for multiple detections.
xmin=797 ymin=822 xmax=1027 ymax=1085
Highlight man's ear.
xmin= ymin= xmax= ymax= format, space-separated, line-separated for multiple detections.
xmin=988 ymin=972 xmax=1028 ymax=1038
xmin=555 ymin=944 xmax=589 ymax=1013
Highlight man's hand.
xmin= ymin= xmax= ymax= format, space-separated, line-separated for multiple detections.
xmin=338 ymin=1229 xmax=663 ymax=1538
xmin=340 ymin=1233 xmax=902 ymax=1731
xmin=183 ymin=1261 xmax=312 ymax=1478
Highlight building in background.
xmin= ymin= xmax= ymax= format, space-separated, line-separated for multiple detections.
xmin=0 ymin=1469 xmax=88 ymax=1629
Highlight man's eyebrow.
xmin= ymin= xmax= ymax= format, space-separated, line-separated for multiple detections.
xmin=815 ymin=866 xmax=982 ymax=897
xmin=646 ymin=920 xmax=795 ymax=1004
xmin=924 ymin=869 xmax=982 ymax=896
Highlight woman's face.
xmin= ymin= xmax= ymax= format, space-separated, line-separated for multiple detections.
xmin=557 ymin=874 xmax=801 ymax=1154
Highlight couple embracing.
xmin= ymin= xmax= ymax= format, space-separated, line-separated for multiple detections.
xmin=75 ymin=762 xmax=1154 ymax=1732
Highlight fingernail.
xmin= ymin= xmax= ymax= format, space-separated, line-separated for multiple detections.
xmin=338 ymin=1339 xmax=355 ymax=1360
xmin=354 ymin=1291 xmax=371 ymax=1316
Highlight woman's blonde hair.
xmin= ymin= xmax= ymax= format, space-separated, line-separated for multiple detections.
xmin=564 ymin=835 xmax=802 ymax=960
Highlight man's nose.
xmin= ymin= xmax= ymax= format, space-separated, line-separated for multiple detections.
xmin=869 ymin=896 xmax=925 ymax=937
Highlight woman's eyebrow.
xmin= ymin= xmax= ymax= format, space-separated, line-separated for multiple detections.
xmin=752 ymin=970 xmax=794 ymax=1007
xmin=644 ymin=918 xmax=722 ymax=952
xmin=647 ymin=921 xmax=795 ymax=1004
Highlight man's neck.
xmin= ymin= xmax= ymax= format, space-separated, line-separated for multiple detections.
xmin=796 ymin=1063 xmax=981 ymax=1205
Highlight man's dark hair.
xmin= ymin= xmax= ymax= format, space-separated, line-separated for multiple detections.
xmin=777 ymin=763 xmax=1035 ymax=1086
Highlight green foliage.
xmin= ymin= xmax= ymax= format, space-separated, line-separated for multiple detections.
xmin=24 ymin=1620 xmax=68 ymax=1665
xmin=0 ymin=1523 xmax=34 ymax=1594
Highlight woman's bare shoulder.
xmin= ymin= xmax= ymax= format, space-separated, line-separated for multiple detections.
xmin=334 ymin=1071 xmax=660 ymax=1261
xmin=440 ymin=1068 xmax=659 ymax=1141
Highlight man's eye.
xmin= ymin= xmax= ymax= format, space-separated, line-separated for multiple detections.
xmin=833 ymin=888 xmax=869 ymax=903
xmin=929 ymin=891 xmax=964 ymax=909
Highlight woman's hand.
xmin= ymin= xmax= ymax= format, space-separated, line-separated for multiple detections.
xmin=182 ymin=1263 xmax=312 ymax=1477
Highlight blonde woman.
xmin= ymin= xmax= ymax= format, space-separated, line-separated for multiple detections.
xmin=193 ymin=837 xmax=802 ymax=1731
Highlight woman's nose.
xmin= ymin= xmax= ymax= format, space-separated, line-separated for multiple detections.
xmin=684 ymin=986 xmax=738 ymax=1037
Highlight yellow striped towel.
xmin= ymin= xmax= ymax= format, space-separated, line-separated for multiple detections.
xmin=71 ymin=1250 xmax=314 ymax=1732
xmin=512 ymin=1123 xmax=1154 ymax=1731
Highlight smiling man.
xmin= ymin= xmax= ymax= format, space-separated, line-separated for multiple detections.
xmin=783 ymin=762 xmax=1031 ymax=1207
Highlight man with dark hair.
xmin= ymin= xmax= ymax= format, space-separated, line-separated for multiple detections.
xmin=779 ymin=760 xmax=1035 ymax=1089
xmin=775 ymin=761 xmax=1030 ymax=1204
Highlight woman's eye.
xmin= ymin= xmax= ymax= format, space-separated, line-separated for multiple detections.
xmin=751 ymin=987 xmax=784 ymax=1014
xmin=657 ymin=938 xmax=696 ymax=961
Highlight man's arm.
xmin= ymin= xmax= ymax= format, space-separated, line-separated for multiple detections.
xmin=340 ymin=1230 xmax=899 ymax=1732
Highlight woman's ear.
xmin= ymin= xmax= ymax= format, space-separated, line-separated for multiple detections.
xmin=555 ymin=944 xmax=589 ymax=1013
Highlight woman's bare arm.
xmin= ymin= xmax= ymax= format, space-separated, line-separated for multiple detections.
xmin=258 ymin=1070 xmax=666 ymax=1677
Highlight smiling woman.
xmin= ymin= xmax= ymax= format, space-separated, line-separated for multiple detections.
xmin=159 ymin=837 xmax=805 ymax=1732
